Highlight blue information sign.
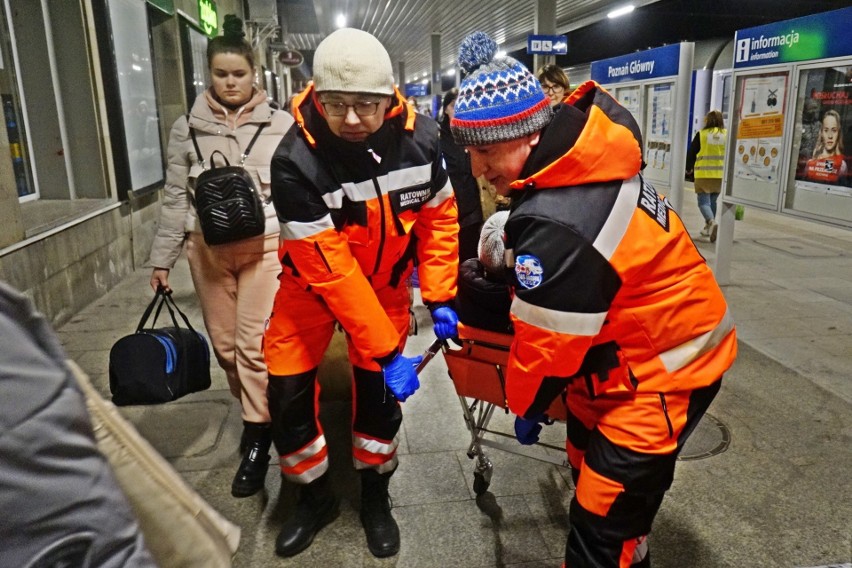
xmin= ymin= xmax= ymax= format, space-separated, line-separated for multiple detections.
xmin=527 ymin=34 xmax=568 ymax=55
xmin=590 ymin=43 xmax=681 ymax=85
xmin=733 ymin=6 xmax=852 ymax=69
xmin=405 ymin=83 xmax=428 ymax=97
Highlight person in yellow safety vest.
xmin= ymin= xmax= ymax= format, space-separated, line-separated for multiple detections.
xmin=686 ymin=110 xmax=727 ymax=243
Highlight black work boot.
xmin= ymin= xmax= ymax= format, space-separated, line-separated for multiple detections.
xmin=231 ymin=422 xmax=272 ymax=498
xmin=276 ymin=473 xmax=340 ymax=557
xmin=360 ymin=469 xmax=400 ymax=557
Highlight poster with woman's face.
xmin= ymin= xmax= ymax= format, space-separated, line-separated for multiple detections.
xmin=795 ymin=66 xmax=852 ymax=187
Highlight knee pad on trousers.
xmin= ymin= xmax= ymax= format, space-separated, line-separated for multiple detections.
xmin=268 ymin=369 xmax=320 ymax=455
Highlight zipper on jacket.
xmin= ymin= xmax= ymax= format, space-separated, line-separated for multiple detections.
xmin=658 ymin=393 xmax=674 ymax=438
xmin=369 ymin=153 xmax=386 ymax=275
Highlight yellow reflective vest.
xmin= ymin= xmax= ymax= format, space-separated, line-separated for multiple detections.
xmin=694 ymin=127 xmax=726 ymax=179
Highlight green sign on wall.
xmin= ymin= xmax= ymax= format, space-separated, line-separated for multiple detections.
xmin=198 ymin=0 xmax=218 ymax=37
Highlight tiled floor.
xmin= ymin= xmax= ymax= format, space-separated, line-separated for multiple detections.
xmin=58 ymin=189 xmax=852 ymax=567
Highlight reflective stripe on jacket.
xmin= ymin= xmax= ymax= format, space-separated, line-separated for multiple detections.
xmin=503 ymin=81 xmax=737 ymax=418
xmin=694 ymin=127 xmax=726 ymax=179
xmin=270 ymin=85 xmax=459 ymax=361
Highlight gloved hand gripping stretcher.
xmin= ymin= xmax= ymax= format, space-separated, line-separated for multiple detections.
xmin=415 ymin=257 xmax=569 ymax=495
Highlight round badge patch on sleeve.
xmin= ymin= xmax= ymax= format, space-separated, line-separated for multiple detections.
xmin=515 ymin=254 xmax=544 ymax=289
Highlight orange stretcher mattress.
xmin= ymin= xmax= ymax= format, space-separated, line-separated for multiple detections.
xmin=443 ymin=323 xmax=567 ymax=421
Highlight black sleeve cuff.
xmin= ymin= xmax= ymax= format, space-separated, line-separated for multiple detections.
xmin=374 ymin=347 xmax=400 ymax=368
xmin=425 ymin=300 xmax=454 ymax=313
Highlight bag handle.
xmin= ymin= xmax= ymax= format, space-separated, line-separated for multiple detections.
xmin=136 ymin=287 xmax=199 ymax=334
xmin=208 ymin=150 xmax=231 ymax=169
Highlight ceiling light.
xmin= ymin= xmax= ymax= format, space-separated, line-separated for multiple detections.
xmin=335 ymin=13 xmax=346 ymax=28
xmin=445 ymin=69 xmax=455 ymax=76
xmin=495 ymin=50 xmax=507 ymax=58
xmin=607 ymin=4 xmax=635 ymax=18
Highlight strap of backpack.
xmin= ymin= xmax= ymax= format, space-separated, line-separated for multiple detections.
xmin=239 ymin=123 xmax=267 ymax=166
xmin=187 ymin=114 xmax=204 ymax=167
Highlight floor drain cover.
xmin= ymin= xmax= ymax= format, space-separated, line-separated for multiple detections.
xmin=678 ymin=413 xmax=730 ymax=461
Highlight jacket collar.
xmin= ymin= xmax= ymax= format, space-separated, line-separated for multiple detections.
xmin=188 ymin=91 xmax=273 ymax=133
xmin=510 ymin=80 xmax=643 ymax=191
xmin=291 ymin=83 xmax=415 ymax=149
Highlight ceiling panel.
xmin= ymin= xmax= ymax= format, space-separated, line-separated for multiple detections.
xmin=280 ymin=0 xmax=662 ymax=82
xmin=274 ymin=0 xmax=851 ymax=85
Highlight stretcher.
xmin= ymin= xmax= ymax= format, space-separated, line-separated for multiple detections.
xmin=417 ymin=323 xmax=569 ymax=495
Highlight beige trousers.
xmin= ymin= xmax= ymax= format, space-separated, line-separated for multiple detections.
xmin=186 ymin=232 xmax=279 ymax=423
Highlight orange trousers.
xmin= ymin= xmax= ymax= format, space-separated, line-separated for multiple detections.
xmin=264 ymin=274 xmax=411 ymax=483
xmin=564 ymin=379 xmax=721 ymax=567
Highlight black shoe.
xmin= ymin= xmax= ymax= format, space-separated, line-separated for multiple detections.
xmin=360 ymin=469 xmax=400 ymax=558
xmin=231 ymin=423 xmax=271 ymax=498
xmin=275 ymin=474 xmax=340 ymax=557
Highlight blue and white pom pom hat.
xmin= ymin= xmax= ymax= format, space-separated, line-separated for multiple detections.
xmin=451 ymin=31 xmax=553 ymax=147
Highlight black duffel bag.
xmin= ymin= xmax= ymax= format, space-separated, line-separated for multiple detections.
xmin=109 ymin=288 xmax=211 ymax=406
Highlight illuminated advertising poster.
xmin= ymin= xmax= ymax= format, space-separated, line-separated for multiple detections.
xmin=733 ymin=74 xmax=787 ymax=182
xmin=794 ymin=65 xmax=852 ymax=195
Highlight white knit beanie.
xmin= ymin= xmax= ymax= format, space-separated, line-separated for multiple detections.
xmin=313 ymin=28 xmax=395 ymax=95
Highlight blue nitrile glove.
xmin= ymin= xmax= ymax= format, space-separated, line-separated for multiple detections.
xmin=382 ymin=353 xmax=423 ymax=402
xmin=514 ymin=414 xmax=547 ymax=445
xmin=431 ymin=306 xmax=459 ymax=340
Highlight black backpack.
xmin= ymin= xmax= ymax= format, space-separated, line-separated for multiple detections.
xmin=189 ymin=121 xmax=267 ymax=246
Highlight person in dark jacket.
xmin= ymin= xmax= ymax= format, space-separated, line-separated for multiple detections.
xmin=0 ymin=282 xmax=156 ymax=568
xmin=451 ymin=31 xmax=737 ymax=568
xmin=440 ymin=88 xmax=485 ymax=261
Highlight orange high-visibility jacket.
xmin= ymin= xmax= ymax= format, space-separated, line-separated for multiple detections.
xmin=503 ymin=81 xmax=737 ymax=418
xmin=269 ymin=85 xmax=459 ymax=362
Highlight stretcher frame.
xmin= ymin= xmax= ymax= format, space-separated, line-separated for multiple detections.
xmin=417 ymin=324 xmax=569 ymax=495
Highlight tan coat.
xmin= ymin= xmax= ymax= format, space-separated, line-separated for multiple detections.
xmin=149 ymin=96 xmax=294 ymax=269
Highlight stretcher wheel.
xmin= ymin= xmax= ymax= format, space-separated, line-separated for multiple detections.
xmin=473 ymin=472 xmax=490 ymax=495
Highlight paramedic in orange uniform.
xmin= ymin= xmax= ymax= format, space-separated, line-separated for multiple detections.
xmin=451 ymin=32 xmax=737 ymax=568
xmin=264 ymin=28 xmax=459 ymax=559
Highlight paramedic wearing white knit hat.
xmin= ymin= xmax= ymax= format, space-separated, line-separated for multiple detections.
xmin=266 ymin=26 xmax=460 ymax=560
xmin=309 ymin=28 xmax=396 ymax=142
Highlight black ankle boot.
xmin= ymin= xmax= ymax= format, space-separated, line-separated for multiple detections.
xmin=360 ymin=469 xmax=400 ymax=557
xmin=231 ymin=422 xmax=271 ymax=498
xmin=275 ymin=473 xmax=340 ymax=557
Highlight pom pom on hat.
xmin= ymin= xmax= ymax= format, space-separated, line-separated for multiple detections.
xmin=451 ymin=31 xmax=552 ymax=147
xmin=313 ymin=28 xmax=395 ymax=95
xmin=458 ymin=32 xmax=498 ymax=74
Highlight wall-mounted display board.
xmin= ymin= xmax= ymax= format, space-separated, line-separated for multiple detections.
xmin=724 ymin=6 xmax=852 ymax=226
xmin=591 ymin=43 xmax=694 ymax=213
xmin=715 ymin=6 xmax=852 ymax=285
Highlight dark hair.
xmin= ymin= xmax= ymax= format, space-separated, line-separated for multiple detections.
xmin=442 ymin=88 xmax=459 ymax=112
xmin=536 ymin=64 xmax=570 ymax=90
xmin=206 ymin=15 xmax=254 ymax=69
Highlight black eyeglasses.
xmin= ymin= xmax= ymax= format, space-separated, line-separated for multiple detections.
xmin=541 ymin=83 xmax=564 ymax=93
xmin=320 ymin=100 xmax=382 ymax=117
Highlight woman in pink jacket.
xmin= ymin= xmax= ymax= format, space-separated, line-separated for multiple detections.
xmin=148 ymin=15 xmax=292 ymax=499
